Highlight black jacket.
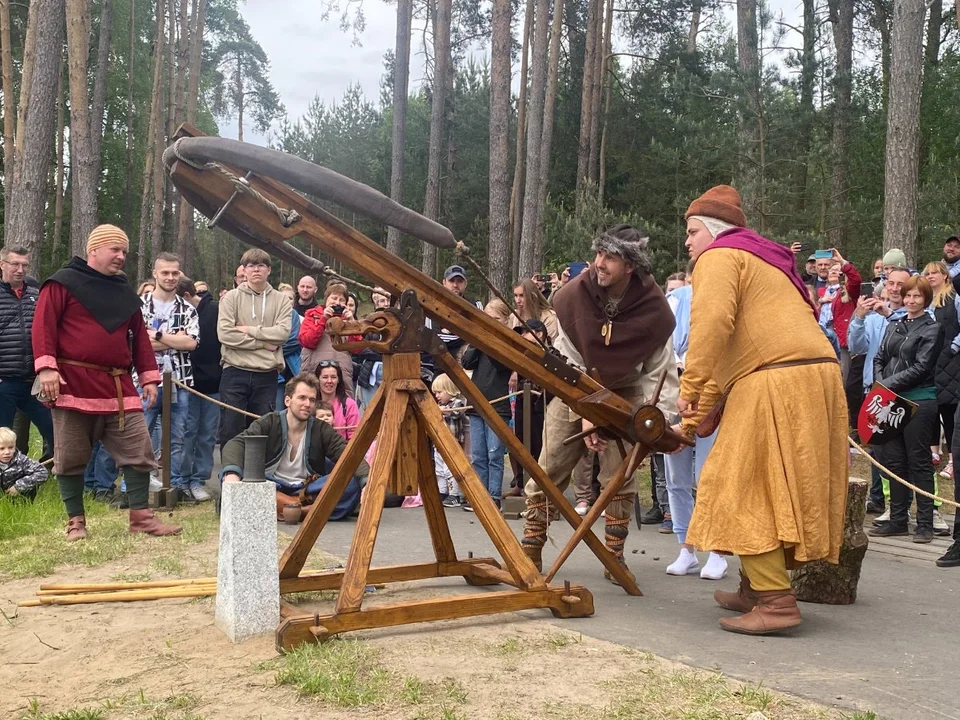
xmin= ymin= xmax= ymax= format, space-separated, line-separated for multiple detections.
xmin=190 ymin=295 xmax=222 ymax=394
xmin=0 ymin=280 xmax=40 ymax=379
xmin=934 ymin=300 xmax=960 ymax=404
xmin=462 ymin=346 xmax=512 ymax=418
xmin=874 ymin=314 xmax=944 ymax=393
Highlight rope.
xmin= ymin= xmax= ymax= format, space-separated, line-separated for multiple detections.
xmin=454 ymin=241 xmax=551 ymax=354
xmin=848 ymin=436 xmax=959 ymax=509
xmin=322 ymin=267 xmax=378 ymax=295
xmin=169 ymin=139 xmax=301 ymax=228
xmin=172 ymin=379 xmax=261 ymax=419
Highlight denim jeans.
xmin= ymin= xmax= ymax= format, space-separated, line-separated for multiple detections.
xmin=0 ymin=377 xmax=55 ymax=455
xmin=218 ymin=367 xmax=278 ymax=447
xmin=83 ymin=441 xmax=118 ymax=492
xmin=468 ymin=415 xmax=505 ymax=500
xmin=180 ymin=391 xmax=220 ymax=489
xmin=663 ymin=431 xmax=716 ymax=544
xmin=143 ymin=385 xmax=190 ymax=489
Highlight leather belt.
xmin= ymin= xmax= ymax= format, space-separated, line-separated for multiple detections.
xmin=58 ymin=359 xmax=130 ymax=430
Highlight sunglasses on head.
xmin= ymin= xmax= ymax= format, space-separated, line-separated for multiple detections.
xmin=317 ymin=360 xmax=340 ymax=369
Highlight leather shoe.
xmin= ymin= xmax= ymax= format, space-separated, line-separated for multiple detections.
xmin=936 ymin=541 xmax=960 ymax=568
xmin=65 ymin=516 xmax=87 ymax=542
xmin=714 ymin=570 xmax=758 ymax=613
xmin=719 ymin=590 xmax=802 ymax=635
xmin=865 ymin=500 xmax=885 ymax=514
xmin=129 ymin=509 xmax=182 ymax=536
xmin=639 ymin=506 xmax=664 ymax=525
xmin=869 ymin=522 xmax=909 ymax=537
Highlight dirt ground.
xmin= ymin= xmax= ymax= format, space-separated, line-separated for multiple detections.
xmin=0 ymin=525 xmax=869 ymax=720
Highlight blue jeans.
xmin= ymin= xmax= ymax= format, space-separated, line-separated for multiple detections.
xmin=0 ymin=377 xmax=55 ymax=455
xmin=468 ymin=415 xmax=505 ymax=500
xmin=663 ymin=431 xmax=716 ymax=544
xmin=143 ymin=385 xmax=190 ymax=489
xmin=180 ymin=391 xmax=220 ymax=489
xmin=83 ymin=441 xmax=118 ymax=492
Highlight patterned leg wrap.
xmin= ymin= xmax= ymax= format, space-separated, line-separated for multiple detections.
xmin=603 ymin=494 xmax=636 ymax=586
xmin=522 ymin=498 xmax=550 ymax=571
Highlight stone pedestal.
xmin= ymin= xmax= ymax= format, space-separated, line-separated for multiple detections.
xmin=215 ymin=480 xmax=279 ymax=642
xmin=791 ymin=479 xmax=868 ymax=605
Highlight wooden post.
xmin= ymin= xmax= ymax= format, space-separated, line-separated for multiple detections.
xmin=522 ymin=381 xmax=532 ymax=457
xmin=791 ymin=480 xmax=868 ymax=604
xmin=159 ymin=370 xmax=176 ymax=508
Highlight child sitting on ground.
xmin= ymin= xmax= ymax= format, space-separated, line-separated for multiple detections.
xmin=0 ymin=427 xmax=49 ymax=500
xmin=431 ymin=374 xmax=467 ymax=508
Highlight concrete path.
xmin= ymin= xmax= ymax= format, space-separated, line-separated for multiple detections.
xmin=276 ymin=500 xmax=959 ymax=720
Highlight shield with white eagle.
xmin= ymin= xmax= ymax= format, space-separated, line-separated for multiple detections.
xmin=857 ymin=384 xmax=917 ymax=445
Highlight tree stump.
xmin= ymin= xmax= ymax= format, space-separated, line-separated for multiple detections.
xmin=791 ymin=480 xmax=868 ymax=605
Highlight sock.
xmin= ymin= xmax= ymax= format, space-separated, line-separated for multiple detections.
xmin=57 ymin=475 xmax=86 ymax=518
xmin=124 ymin=468 xmax=151 ymax=510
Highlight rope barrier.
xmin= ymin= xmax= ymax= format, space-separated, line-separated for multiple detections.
xmin=848 ymin=436 xmax=959 ymax=509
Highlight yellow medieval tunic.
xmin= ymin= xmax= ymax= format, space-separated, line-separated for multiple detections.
xmin=681 ymin=248 xmax=848 ymax=564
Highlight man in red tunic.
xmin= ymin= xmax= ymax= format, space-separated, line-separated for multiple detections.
xmin=32 ymin=224 xmax=181 ymax=540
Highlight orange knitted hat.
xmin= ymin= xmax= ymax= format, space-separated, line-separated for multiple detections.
xmin=684 ymin=185 xmax=747 ymax=227
xmin=86 ymin=224 xmax=130 ymax=254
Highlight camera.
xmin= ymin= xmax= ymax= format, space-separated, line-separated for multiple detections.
xmin=331 ymin=304 xmax=345 ymax=315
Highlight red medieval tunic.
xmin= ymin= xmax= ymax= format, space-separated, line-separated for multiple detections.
xmin=32 ymin=282 xmax=160 ymax=415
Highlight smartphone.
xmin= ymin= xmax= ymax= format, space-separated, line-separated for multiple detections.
xmin=797 ymin=242 xmax=812 ymax=253
xmin=568 ymin=261 xmax=588 ymax=277
xmin=813 ymin=249 xmax=833 ymax=260
xmin=860 ymin=282 xmax=876 ymax=298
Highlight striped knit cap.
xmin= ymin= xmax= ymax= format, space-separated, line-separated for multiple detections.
xmin=86 ymin=224 xmax=130 ymax=254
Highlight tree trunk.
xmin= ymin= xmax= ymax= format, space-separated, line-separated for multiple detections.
xmin=509 ymin=0 xmax=534 ymax=278
xmin=6 ymin=0 xmax=65 ymax=261
xmin=163 ymin=0 xmax=177 ymax=253
xmin=794 ymin=0 xmax=816 ymax=213
xmin=736 ymin=0 xmax=762 ymax=225
xmin=176 ymin=0 xmax=207 ymax=265
xmin=827 ymin=0 xmax=853 ymax=249
xmin=882 ymin=0 xmax=925 ymax=265
xmin=421 ymin=0 xmax=451 ymax=279
xmin=487 ymin=0 xmax=512 ymax=294
xmin=386 ymin=0 xmax=412 ymax=257
xmin=90 ymin=0 xmax=114 ymax=180
xmin=124 ymin=0 xmax=137 ymax=230
xmin=53 ymin=58 xmax=66 ymax=264
xmin=925 ymin=0 xmax=942 ymax=67
xmin=137 ymin=0 xmax=166 ymax=280
xmin=575 ymin=0 xmax=601 ymax=209
xmin=587 ymin=0 xmax=607 ymax=189
xmin=597 ymin=0 xmax=614 ymax=206
xmin=13 ymin=0 xmax=37 ymax=182
xmin=791 ymin=481 xmax=868 ymax=604
xmin=518 ymin=0 xmax=549 ymax=278
xmin=235 ymin=49 xmax=244 ymax=142
xmin=0 ymin=0 xmax=15 ymax=226
xmin=687 ymin=0 xmax=702 ymax=54
xmin=66 ymin=0 xmax=100 ymax=254
xmin=533 ymin=0 xmax=563 ymax=259
xmin=176 ymin=0 xmax=189 ymax=122
xmin=872 ymin=0 xmax=892 ymax=112
xmin=150 ymin=96 xmax=166 ymax=260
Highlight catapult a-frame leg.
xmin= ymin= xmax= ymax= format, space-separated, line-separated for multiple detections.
xmin=279 ymin=386 xmax=384 ymax=580
xmin=411 ymin=393 xmax=546 ymax=592
xmin=335 ymin=388 xmax=410 ymax=614
xmin=434 ymin=353 xmax=642 ymax=596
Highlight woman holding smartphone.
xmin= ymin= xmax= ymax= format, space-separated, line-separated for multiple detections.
xmin=870 ymin=275 xmax=944 ymax=544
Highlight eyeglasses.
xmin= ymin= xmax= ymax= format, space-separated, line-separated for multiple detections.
xmin=1 ymin=260 xmax=29 ymax=270
xmin=317 ymin=360 xmax=340 ymax=369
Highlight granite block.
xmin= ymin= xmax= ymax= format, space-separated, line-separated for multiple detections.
xmin=215 ymin=480 xmax=279 ymax=642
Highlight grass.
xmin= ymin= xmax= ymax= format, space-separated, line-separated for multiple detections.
xmin=21 ymin=690 xmax=207 ymax=720
xmin=0 ymin=482 xmax=220 ymax=580
xmin=275 ymin=638 xmax=468 ymax=718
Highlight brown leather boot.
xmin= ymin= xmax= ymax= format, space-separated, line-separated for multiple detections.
xmin=65 ymin=516 xmax=87 ymax=542
xmin=603 ymin=508 xmax=634 ymax=586
xmin=129 ymin=509 xmax=182 ymax=536
xmin=521 ymin=540 xmax=543 ymax=572
xmin=603 ymin=555 xmax=637 ymax=587
xmin=714 ymin=570 xmax=758 ymax=613
xmin=719 ymin=590 xmax=802 ymax=635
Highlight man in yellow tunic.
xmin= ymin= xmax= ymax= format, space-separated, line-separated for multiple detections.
xmin=677 ymin=185 xmax=848 ymax=635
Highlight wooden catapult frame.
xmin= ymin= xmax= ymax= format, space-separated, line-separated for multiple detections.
xmin=164 ymin=125 xmax=689 ymax=651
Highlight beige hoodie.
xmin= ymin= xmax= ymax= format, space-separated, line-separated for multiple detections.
xmin=217 ymin=282 xmax=292 ymax=372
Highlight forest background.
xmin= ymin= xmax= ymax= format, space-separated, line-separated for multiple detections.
xmin=0 ymin=0 xmax=955 ymax=298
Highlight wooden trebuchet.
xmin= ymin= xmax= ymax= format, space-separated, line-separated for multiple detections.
xmin=791 ymin=480 xmax=868 ymax=605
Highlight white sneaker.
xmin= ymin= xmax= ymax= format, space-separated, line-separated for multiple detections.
xmin=191 ymin=484 xmax=212 ymax=502
xmin=874 ymin=508 xmax=891 ymax=525
xmin=666 ymin=548 xmax=699 ymax=576
xmin=700 ymin=552 xmax=728 ymax=580
xmin=575 ymin=501 xmax=589 ymax=517
xmin=933 ymin=509 xmax=951 ymax=535
xmin=940 ymin=461 xmax=953 ymax=480
xmin=149 ymin=472 xmax=163 ymax=492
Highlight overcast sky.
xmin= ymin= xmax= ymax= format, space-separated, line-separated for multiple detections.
xmin=230 ymin=0 xmax=804 ymax=145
